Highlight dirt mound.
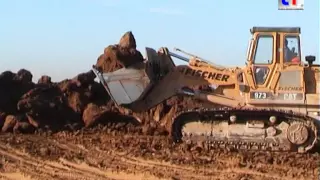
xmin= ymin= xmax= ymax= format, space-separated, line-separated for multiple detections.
xmin=0 ymin=32 xmax=141 ymax=134
xmin=38 ymin=75 xmax=51 ymax=84
xmin=0 ymin=69 xmax=35 ymax=114
xmin=0 ymin=31 xmax=217 ymax=135
xmin=94 ymin=31 xmax=219 ymax=133
xmin=0 ymin=67 xmax=116 ymax=132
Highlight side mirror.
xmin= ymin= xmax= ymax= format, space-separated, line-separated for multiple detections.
xmin=305 ymin=55 xmax=316 ymax=65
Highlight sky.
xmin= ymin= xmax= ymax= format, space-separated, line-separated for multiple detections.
xmin=0 ymin=0 xmax=319 ymax=82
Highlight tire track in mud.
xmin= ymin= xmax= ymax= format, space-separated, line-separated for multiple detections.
xmin=0 ymin=143 xmax=166 ymax=180
xmin=0 ymin=173 xmax=33 ymax=180
xmin=0 ymin=144 xmax=109 ymax=180
xmin=46 ymin=137 xmax=214 ymax=180
xmin=27 ymin=135 xmax=243 ymax=179
xmin=0 ymin=133 xmax=318 ymax=180
xmin=59 ymin=133 xmax=317 ymax=180
xmin=20 ymin=135 xmax=313 ymax=180
xmin=76 ymin=143 xmax=315 ymax=180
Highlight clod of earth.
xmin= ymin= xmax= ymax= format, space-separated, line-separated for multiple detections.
xmin=0 ymin=31 xmax=219 ymax=135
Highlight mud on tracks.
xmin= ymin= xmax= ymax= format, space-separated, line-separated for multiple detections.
xmin=0 ymin=128 xmax=319 ymax=180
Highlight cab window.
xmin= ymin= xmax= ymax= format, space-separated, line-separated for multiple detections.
xmin=284 ymin=36 xmax=300 ymax=63
xmin=253 ymin=36 xmax=273 ymax=85
xmin=253 ymin=36 xmax=273 ymax=64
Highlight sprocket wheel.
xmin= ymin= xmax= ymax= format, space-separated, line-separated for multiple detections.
xmin=287 ymin=123 xmax=309 ymax=145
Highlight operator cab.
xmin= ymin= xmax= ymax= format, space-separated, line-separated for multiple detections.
xmin=247 ymin=27 xmax=302 ymax=86
xmin=245 ymin=27 xmax=312 ymax=105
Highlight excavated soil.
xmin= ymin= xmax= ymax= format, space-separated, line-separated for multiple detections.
xmin=0 ymin=31 xmax=319 ymax=180
xmin=0 ymin=128 xmax=319 ymax=180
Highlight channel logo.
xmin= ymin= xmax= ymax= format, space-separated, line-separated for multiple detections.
xmin=278 ymin=0 xmax=304 ymax=10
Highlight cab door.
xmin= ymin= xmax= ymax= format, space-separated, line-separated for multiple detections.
xmin=248 ymin=32 xmax=278 ymax=103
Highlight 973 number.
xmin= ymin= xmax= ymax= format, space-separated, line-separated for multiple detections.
xmin=254 ymin=92 xmax=267 ymax=99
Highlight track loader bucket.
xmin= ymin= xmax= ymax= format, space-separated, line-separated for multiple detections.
xmin=92 ymin=61 xmax=151 ymax=106
xmin=93 ymin=47 xmax=177 ymax=109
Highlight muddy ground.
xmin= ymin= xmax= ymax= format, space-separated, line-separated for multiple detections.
xmin=0 ymin=32 xmax=319 ymax=180
xmin=0 ymin=127 xmax=319 ymax=180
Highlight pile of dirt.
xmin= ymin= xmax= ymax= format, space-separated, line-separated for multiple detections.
xmin=0 ymin=31 xmax=217 ymax=135
xmin=0 ymin=69 xmax=111 ymax=133
xmin=95 ymin=31 xmax=219 ymax=133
